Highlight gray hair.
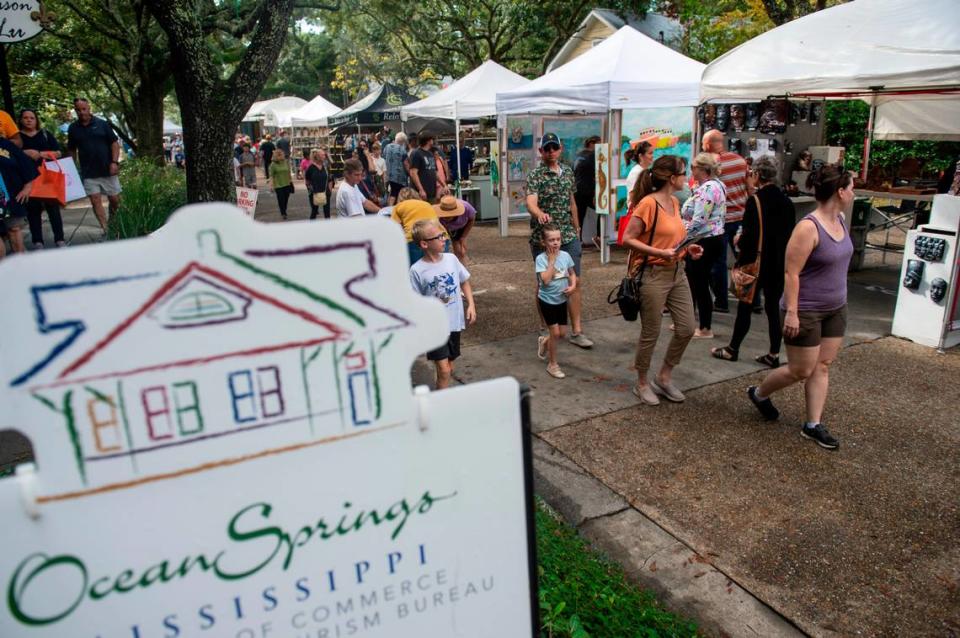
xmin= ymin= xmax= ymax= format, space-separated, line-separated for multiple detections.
xmin=753 ymin=156 xmax=779 ymax=185
xmin=395 ymin=132 xmax=408 ymax=145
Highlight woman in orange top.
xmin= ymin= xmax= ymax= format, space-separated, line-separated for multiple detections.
xmin=622 ymin=155 xmax=704 ymax=406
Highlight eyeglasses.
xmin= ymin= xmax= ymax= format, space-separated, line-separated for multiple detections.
xmin=423 ymin=234 xmax=445 ymax=242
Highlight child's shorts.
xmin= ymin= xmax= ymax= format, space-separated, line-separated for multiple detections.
xmin=538 ymin=299 xmax=568 ymax=327
xmin=427 ymin=331 xmax=462 ymax=361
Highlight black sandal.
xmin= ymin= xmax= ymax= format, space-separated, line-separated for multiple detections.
xmin=711 ymin=346 xmax=738 ymax=361
xmin=755 ymin=353 xmax=780 ymax=368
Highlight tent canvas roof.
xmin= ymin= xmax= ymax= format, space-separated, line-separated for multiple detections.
xmin=401 ymin=60 xmax=530 ymax=120
xmin=496 ymin=25 xmax=705 ymax=114
xmin=242 ymin=96 xmax=307 ymax=124
xmin=327 ymin=84 xmax=420 ymax=128
xmin=700 ymin=0 xmax=960 ymax=102
xmin=290 ymin=94 xmax=342 ymax=128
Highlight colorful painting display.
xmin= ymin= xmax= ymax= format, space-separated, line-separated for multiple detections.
xmin=506 ymin=117 xmax=533 ymax=149
xmin=0 ymin=206 xmax=536 ymax=637
xmin=542 ymin=117 xmax=604 ymax=169
xmin=619 ymin=108 xmax=694 ymax=178
xmin=593 ymin=143 xmax=610 ymax=216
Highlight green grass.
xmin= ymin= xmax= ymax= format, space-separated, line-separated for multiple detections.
xmin=108 ymin=158 xmax=188 ymax=240
xmin=537 ymin=499 xmax=699 ymax=638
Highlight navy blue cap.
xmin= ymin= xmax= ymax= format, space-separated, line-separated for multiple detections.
xmin=539 ymin=133 xmax=560 ymax=149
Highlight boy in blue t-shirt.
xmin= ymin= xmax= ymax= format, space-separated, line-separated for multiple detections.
xmin=409 ymin=218 xmax=476 ymax=389
xmin=535 ymin=223 xmax=577 ymax=379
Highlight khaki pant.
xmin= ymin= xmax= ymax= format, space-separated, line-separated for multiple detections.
xmin=634 ymin=263 xmax=696 ymax=375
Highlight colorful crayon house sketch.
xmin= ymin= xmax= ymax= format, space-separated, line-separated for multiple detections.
xmin=13 ymin=229 xmax=414 ymax=494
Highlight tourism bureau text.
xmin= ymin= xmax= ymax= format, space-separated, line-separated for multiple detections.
xmin=4 ymin=488 xmax=503 ymax=636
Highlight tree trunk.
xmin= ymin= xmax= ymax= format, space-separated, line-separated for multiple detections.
xmin=128 ymin=78 xmax=167 ymax=165
xmin=146 ymin=0 xmax=297 ymax=203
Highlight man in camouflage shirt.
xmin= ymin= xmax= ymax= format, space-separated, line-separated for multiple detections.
xmin=526 ymin=133 xmax=593 ymax=348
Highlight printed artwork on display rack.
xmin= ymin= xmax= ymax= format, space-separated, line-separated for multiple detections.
xmin=506 ymin=117 xmax=533 ymax=149
xmin=508 ymin=151 xmax=531 ymax=182
xmin=619 ymin=108 xmax=694 ymax=178
xmin=541 ymin=117 xmax=603 ymax=169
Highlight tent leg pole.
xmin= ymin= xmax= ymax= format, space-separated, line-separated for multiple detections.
xmin=862 ymin=93 xmax=877 ymax=182
xmin=454 ymin=106 xmax=462 ymax=199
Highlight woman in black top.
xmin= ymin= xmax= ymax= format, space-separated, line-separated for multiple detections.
xmin=19 ymin=109 xmax=66 ymax=247
xmin=304 ymin=148 xmax=331 ymax=219
xmin=711 ymin=156 xmax=795 ymax=367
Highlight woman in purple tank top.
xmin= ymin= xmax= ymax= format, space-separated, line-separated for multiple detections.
xmin=746 ymin=166 xmax=854 ymax=450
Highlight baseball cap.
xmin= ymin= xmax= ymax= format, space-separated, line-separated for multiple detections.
xmin=539 ymin=133 xmax=560 ymax=150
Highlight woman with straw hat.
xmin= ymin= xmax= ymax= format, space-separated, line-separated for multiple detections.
xmin=434 ymin=195 xmax=476 ymax=264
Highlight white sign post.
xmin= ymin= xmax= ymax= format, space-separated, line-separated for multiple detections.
xmin=236 ymin=187 xmax=259 ymax=218
xmin=0 ymin=206 xmax=537 ymax=637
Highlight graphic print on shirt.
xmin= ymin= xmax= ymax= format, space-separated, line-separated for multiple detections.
xmin=424 ymin=271 xmax=458 ymax=306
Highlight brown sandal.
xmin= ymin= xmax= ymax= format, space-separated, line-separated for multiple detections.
xmin=711 ymin=346 xmax=738 ymax=362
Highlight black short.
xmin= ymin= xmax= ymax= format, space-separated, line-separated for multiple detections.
xmin=427 ymin=331 xmax=461 ymax=361
xmin=538 ymin=299 xmax=568 ymax=326
xmin=389 ymin=181 xmax=405 ymax=198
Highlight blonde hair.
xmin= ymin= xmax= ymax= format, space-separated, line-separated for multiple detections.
xmin=411 ymin=218 xmax=440 ymax=243
xmin=691 ymin=152 xmax=719 ymax=178
xmin=397 ymin=187 xmax=420 ymax=203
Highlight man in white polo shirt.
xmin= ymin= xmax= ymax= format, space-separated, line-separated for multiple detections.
xmin=336 ymin=158 xmax=380 ymax=217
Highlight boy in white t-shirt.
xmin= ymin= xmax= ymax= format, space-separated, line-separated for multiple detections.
xmin=409 ymin=219 xmax=476 ymax=389
xmin=336 ymin=158 xmax=380 ymax=217
xmin=535 ymin=223 xmax=577 ymax=379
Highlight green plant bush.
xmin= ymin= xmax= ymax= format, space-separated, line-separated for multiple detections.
xmin=536 ymin=500 xmax=699 ymax=638
xmin=825 ymin=101 xmax=960 ymax=176
xmin=108 ymin=158 xmax=187 ymax=239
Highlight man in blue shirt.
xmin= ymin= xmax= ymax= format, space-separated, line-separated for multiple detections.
xmin=67 ymin=98 xmax=121 ymax=233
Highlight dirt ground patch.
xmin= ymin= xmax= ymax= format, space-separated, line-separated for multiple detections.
xmin=541 ymin=337 xmax=960 ymax=637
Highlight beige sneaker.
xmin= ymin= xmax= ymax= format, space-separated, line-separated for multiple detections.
xmin=546 ymin=364 xmax=566 ymax=379
xmin=632 ymin=383 xmax=660 ymax=406
xmin=650 ymin=377 xmax=685 ymax=402
xmin=537 ymin=335 xmax=548 ymax=361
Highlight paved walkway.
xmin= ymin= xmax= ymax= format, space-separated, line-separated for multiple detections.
xmin=6 ymin=191 xmax=958 ymax=637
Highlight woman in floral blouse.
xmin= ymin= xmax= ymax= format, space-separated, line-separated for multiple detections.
xmin=681 ymin=152 xmax=727 ymax=339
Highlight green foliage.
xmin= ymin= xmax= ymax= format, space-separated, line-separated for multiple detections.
xmin=108 ymin=159 xmax=187 ymax=239
xmin=536 ymin=500 xmax=699 ymax=638
xmin=825 ymin=101 xmax=960 ymax=176
xmin=261 ymin=29 xmax=338 ymax=102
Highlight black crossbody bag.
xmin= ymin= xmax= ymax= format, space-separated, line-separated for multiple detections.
xmin=607 ymin=201 xmax=661 ymax=321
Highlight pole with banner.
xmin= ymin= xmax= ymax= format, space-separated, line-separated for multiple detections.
xmin=0 ymin=1 xmax=53 ymax=114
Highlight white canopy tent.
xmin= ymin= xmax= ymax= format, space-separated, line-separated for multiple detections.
xmin=700 ymin=0 xmax=960 ymax=171
xmin=496 ymin=25 xmax=705 ymax=114
xmin=242 ymin=96 xmax=308 ymax=130
xmin=289 ymin=94 xmax=342 ymax=128
xmin=495 ymin=26 xmax=705 ymax=259
xmin=402 ymin=60 xmax=529 ymax=120
xmin=402 ymin=60 xmax=530 ymax=193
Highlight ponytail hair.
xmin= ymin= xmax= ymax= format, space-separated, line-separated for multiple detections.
xmin=629 ymin=154 xmax=685 ymax=208
xmin=807 ymin=163 xmax=852 ymax=203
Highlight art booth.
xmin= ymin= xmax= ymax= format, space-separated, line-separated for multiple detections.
xmin=495 ymin=26 xmax=706 ymax=264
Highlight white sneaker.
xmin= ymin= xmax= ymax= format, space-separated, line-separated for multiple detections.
xmin=569 ymin=333 xmax=594 ymax=348
xmin=537 ymin=335 xmax=548 ymax=361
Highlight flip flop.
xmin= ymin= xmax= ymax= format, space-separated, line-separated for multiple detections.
xmin=710 ymin=346 xmax=738 ymax=362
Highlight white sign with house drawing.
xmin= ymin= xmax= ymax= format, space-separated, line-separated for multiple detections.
xmin=0 ymin=205 xmax=534 ymax=637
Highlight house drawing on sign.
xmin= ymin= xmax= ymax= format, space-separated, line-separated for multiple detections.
xmin=17 ymin=229 xmax=414 ymax=494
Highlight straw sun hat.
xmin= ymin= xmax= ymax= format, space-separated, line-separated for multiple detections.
xmin=432 ymin=195 xmax=465 ymax=218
